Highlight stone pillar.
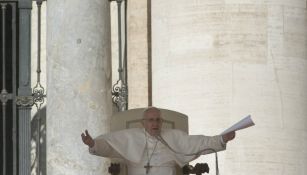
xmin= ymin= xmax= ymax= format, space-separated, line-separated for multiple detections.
xmin=152 ymin=0 xmax=307 ymax=175
xmin=18 ymin=0 xmax=32 ymax=175
xmin=47 ymin=0 xmax=112 ymax=175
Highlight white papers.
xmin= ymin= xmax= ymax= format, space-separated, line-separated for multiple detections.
xmin=221 ymin=115 xmax=255 ymax=135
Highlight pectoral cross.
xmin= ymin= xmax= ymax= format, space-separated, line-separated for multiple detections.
xmin=144 ymin=162 xmax=152 ymax=174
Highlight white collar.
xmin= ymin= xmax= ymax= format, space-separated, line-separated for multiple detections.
xmin=144 ymin=129 xmax=158 ymax=141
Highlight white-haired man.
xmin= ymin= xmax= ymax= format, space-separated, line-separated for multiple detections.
xmin=81 ymin=107 xmax=235 ymax=175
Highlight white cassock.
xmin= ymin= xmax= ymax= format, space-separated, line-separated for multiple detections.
xmin=89 ymin=128 xmax=226 ymax=175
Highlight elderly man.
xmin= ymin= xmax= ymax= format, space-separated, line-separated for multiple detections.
xmin=81 ymin=107 xmax=235 ymax=175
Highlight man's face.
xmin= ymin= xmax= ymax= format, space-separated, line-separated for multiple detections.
xmin=142 ymin=109 xmax=163 ymax=136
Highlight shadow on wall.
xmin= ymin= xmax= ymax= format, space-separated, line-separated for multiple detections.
xmin=31 ymin=106 xmax=46 ymax=175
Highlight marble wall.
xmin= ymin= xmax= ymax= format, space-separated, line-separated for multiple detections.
xmin=152 ymin=1 xmax=307 ymax=174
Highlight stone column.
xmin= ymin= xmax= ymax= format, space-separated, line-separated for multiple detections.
xmin=47 ymin=0 xmax=112 ymax=175
xmin=152 ymin=0 xmax=307 ymax=175
xmin=18 ymin=0 xmax=32 ymax=175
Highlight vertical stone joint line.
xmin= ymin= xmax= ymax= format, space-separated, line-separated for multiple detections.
xmin=147 ymin=0 xmax=152 ymax=106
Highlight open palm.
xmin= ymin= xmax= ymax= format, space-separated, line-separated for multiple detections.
xmin=81 ymin=130 xmax=95 ymax=148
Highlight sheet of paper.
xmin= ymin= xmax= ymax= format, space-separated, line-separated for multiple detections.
xmin=221 ymin=115 xmax=255 ymax=135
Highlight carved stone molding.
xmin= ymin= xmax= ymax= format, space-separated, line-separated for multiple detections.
xmin=16 ymin=95 xmax=34 ymax=107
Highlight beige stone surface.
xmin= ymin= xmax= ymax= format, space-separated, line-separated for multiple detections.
xmin=111 ymin=0 xmax=149 ymax=109
xmin=31 ymin=2 xmax=47 ymax=95
xmin=153 ymin=3 xmax=268 ymax=64
xmin=152 ymin=1 xmax=307 ymax=174
xmin=30 ymin=2 xmax=47 ymax=174
xmin=46 ymin=0 xmax=113 ymax=174
xmin=127 ymin=0 xmax=149 ymax=108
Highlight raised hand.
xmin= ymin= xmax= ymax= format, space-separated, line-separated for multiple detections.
xmin=222 ymin=131 xmax=236 ymax=143
xmin=81 ymin=130 xmax=95 ymax=148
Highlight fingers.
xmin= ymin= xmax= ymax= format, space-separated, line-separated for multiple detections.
xmin=232 ymin=132 xmax=236 ymax=138
xmin=81 ymin=130 xmax=90 ymax=137
xmin=81 ymin=130 xmax=90 ymax=141
xmin=228 ymin=131 xmax=235 ymax=140
xmin=85 ymin=130 xmax=90 ymax=137
xmin=222 ymin=131 xmax=236 ymax=143
xmin=81 ymin=130 xmax=95 ymax=147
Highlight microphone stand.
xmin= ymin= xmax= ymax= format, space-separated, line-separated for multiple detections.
xmin=156 ymin=135 xmax=220 ymax=175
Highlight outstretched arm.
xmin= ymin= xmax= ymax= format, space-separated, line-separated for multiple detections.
xmin=81 ymin=130 xmax=123 ymax=158
xmin=81 ymin=130 xmax=95 ymax=148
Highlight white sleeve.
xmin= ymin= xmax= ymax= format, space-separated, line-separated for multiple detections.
xmin=89 ymin=135 xmax=123 ymax=158
xmin=199 ymin=135 xmax=226 ymax=155
xmin=220 ymin=135 xmax=226 ymax=145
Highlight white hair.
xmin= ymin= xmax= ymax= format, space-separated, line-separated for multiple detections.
xmin=142 ymin=106 xmax=161 ymax=118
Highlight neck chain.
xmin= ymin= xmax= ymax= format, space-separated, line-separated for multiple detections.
xmin=144 ymin=130 xmax=158 ymax=174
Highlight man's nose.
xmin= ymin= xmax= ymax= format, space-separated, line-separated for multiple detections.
xmin=152 ymin=121 xmax=159 ymax=127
